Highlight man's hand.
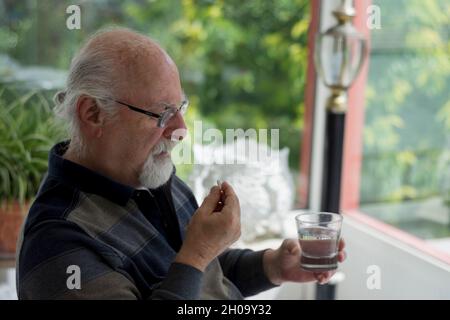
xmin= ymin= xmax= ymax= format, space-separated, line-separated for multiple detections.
xmin=263 ymin=238 xmax=346 ymax=285
xmin=175 ymin=181 xmax=241 ymax=272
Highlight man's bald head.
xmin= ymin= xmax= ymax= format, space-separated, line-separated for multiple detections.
xmin=79 ymin=27 xmax=179 ymax=100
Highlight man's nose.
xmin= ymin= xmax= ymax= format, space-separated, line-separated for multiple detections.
xmin=163 ymin=111 xmax=187 ymax=141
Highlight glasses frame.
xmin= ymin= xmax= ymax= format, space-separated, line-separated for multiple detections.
xmin=111 ymin=98 xmax=189 ymax=128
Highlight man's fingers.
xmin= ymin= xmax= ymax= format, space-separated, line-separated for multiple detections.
xmin=221 ymin=182 xmax=240 ymax=215
xmin=200 ymin=186 xmax=222 ymax=214
xmin=338 ymin=238 xmax=346 ymax=251
xmin=314 ymin=273 xmax=327 ymax=284
xmin=221 ymin=182 xmax=238 ymax=204
xmin=338 ymin=250 xmax=347 ymax=262
xmin=337 ymin=238 xmax=346 ymax=262
xmin=314 ymin=271 xmax=333 ymax=284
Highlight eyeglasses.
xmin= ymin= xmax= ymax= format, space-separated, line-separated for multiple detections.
xmin=112 ymin=99 xmax=189 ymax=128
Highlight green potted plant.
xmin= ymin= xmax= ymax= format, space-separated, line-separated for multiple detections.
xmin=0 ymin=88 xmax=64 ymax=254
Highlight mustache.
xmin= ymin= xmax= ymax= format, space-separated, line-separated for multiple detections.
xmin=151 ymin=139 xmax=178 ymax=156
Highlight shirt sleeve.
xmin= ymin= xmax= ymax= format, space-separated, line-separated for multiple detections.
xmin=17 ymin=220 xmax=204 ymax=300
xmin=55 ymin=263 xmax=204 ymax=300
xmin=218 ymin=248 xmax=279 ymax=297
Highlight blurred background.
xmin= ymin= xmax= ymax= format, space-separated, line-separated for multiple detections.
xmin=0 ymin=0 xmax=449 ymax=299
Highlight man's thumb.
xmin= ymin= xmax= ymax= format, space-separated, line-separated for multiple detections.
xmin=199 ymin=186 xmax=221 ymax=214
xmin=283 ymin=239 xmax=300 ymax=255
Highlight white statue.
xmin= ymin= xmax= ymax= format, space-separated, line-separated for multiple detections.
xmin=188 ymin=138 xmax=295 ymax=243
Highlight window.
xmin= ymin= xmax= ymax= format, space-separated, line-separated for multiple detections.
xmin=342 ymin=0 xmax=450 ymax=260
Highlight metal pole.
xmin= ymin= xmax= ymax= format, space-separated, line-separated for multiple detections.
xmin=321 ymin=112 xmax=346 ymax=213
xmin=316 ymin=111 xmax=346 ymax=300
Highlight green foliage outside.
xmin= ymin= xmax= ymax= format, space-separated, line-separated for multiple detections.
xmin=362 ymin=0 xmax=450 ymax=206
xmin=0 ymin=88 xmax=65 ymax=203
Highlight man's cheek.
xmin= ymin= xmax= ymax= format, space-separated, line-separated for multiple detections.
xmin=145 ymin=129 xmax=164 ymax=150
xmin=137 ymin=129 xmax=163 ymax=157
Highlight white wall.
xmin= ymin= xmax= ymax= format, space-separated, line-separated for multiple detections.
xmin=336 ymin=216 xmax=450 ymax=299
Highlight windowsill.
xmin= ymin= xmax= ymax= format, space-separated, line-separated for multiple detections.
xmin=427 ymin=238 xmax=450 ymax=256
xmin=344 ymin=209 xmax=450 ymax=267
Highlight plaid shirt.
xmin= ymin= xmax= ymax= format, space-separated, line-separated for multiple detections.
xmin=16 ymin=141 xmax=275 ymax=299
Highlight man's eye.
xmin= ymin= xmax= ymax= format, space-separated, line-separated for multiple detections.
xmin=157 ymin=103 xmax=173 ymax=111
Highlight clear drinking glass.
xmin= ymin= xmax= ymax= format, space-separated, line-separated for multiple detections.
xmin=295 ymin=212 xmax=343 ymax=272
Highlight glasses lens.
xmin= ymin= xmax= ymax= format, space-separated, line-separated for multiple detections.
xmin=179 ymin=100 xmax=189 ymax=115
xmin=157 ymin=101 xmax=188 ymax=127
xmin=158 ymin=108 xmax=176 ymax=127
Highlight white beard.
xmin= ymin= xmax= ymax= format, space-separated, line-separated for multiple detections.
xmin=138 ymin=139 xmax=178 ymax=189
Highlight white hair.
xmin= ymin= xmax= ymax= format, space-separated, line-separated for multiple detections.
xmin=139 ymin=139 xmax=178 ymax=189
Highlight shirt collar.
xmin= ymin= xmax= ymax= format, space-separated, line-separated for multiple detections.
xmin=48 ymin=141 xmax=174 ymax=206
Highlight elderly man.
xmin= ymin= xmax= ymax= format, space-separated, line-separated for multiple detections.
xmin=16 ymin=28 xmax=346 ymax=300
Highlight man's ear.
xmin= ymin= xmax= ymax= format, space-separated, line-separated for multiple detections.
xmin=76 ymin=95 xmax=107 ymax=138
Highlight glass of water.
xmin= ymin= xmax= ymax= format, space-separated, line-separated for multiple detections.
xmin=295 ymin=212 xmax=343 ymax=272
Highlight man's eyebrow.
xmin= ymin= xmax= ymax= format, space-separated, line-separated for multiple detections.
xmin=153 ymin=92 xmax=188 ymax=108
xmin=155 ymin=100 xmax=171 ymax=106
